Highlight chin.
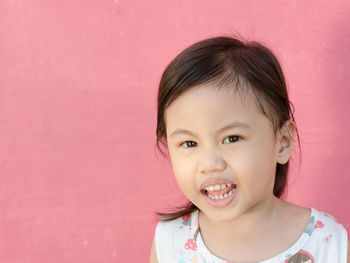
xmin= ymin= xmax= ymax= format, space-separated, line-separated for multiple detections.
xmin=201 ymin=206 xmax=244 ymax=223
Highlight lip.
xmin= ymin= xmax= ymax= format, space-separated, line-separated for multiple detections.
xmin=199 ymin=177 xmax=237 ymax=208
xmin=202 ymin=187 xmax=237 ymax=208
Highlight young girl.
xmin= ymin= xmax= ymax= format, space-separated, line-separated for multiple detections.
xmin=150 ymin=36 xmax=349 ymax=263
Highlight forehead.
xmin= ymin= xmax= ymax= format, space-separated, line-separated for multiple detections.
xmin=165 ymin=84 xmax=270 ymax=133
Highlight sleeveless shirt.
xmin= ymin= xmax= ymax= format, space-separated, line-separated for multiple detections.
xmin=154 ymin=207 xmax=348 ymax=263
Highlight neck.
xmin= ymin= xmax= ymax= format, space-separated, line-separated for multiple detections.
xmin=199 ymin=196 xmax=283 ymax=239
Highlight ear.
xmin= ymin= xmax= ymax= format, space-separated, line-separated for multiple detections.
xmin=275 ymin=119 xmax=296 ymax=164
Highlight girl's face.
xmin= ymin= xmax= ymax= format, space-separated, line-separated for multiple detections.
xmin=165 ymin=84 xmax=288 ymax=223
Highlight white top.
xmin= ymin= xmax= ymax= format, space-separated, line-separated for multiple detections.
xmin=155 ymin=207 xmax=348 ymax=263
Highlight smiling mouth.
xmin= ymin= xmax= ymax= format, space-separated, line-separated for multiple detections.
xmin=201 ymin=183 xmax=237 ymax=200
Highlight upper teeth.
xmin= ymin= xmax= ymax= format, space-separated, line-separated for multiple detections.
xmin=205 ymin=183 xmax=233 ymax=191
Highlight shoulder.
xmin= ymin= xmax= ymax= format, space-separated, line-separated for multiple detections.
xmin=318 ymin=210 xmax=349 ymax=262
xmin=154 ymin=211 xmax=197 ymax=262
xmin=155 ymin=212 xmax=194 ymax=236
xmin=307 ymin=208 xmax=348 ymax=261
xmin=315 ymin=209 xmax=348 ymax=237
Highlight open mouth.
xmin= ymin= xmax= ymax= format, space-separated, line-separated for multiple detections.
xmin=201 ymin=183 xmax=237 ymax=200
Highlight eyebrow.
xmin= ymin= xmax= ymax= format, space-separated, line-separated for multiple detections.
xmin=169 ymin=121 xmax=252 ymax=138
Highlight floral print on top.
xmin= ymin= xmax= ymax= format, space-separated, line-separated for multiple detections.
xmin=154 ymin=207 xmax=348 ymax=263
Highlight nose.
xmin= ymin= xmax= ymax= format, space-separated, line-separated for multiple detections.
xmin=198 ymin=147 xmax=227 ymax=175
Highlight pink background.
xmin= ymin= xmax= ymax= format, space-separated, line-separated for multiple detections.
xmin=1 ymin=0 xmax=349 ymax=261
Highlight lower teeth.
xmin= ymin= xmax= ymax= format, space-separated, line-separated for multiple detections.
xmin=208 ymin=189 xmax=236 ymax=200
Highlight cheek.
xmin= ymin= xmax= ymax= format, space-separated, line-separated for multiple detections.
xmin=170 ymin=156 xmax=196 ymax=191
xmin=232 ymin=142 xmax=276 ymax=186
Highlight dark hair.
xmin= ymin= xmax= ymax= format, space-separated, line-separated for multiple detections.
xmin=155 ymin=35 xmax=301 ymax=221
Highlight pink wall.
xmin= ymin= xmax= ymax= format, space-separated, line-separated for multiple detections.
xmin=1 ymin=0 xmax=349 ymax=261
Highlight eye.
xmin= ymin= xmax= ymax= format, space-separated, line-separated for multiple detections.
xmin=223 ymin=135 xmax=241 ymax=144
xmin=179 ymin=141 xmax=197 ymax=148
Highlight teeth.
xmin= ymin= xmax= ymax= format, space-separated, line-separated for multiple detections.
xmin=207 ymin=189 xmax=236 ymax=200
xmin=228 ymin=188 xmax=236 ymax=195
xmin=205 ymin=183 xmax=234 ymax=192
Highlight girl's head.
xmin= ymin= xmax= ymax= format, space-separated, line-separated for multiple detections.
xmin=156 ymin=36 xmax=300 ymax=220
